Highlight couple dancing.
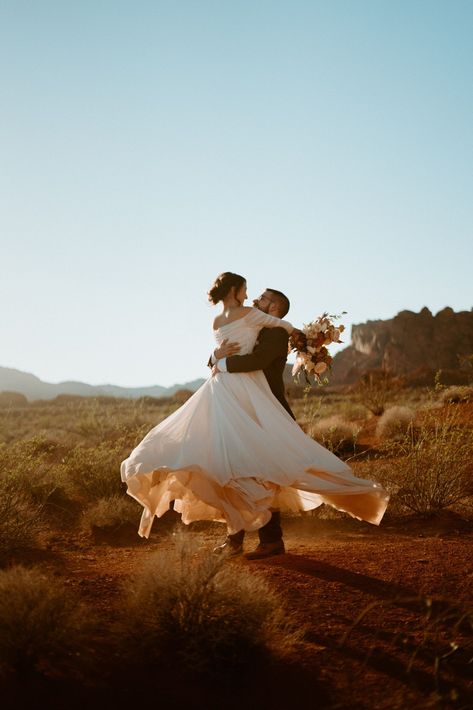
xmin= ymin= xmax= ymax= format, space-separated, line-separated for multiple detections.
xmin=120 ymin=272 xmax=389 ymax=559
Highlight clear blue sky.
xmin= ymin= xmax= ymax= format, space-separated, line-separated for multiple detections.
xmin=1 ymin=1 xmax=472 ymax=387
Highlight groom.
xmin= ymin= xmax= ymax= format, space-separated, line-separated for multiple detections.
xmin=210 ymin=288 xmax=296 ymax=560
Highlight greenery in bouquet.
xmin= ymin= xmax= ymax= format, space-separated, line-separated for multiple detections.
xmin=290 ymin=312 xmax=346 ymax=385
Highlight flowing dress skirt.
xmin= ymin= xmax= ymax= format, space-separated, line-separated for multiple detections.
xmin=121 ymin=371 xmax=389 ymax=537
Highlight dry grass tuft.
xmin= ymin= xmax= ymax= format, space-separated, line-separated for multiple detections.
xmin=0 ymin=488 xmax=43 ymax=560
xmin=376 ymin=406 xmax=416 ymax=441
xmin=0 ymin=437 xmax=62 ymax=505
xmin=0 ymin=443 xmax=48 ymax=558
xmin=374 ymin=407 xmax=473 ymax=515
xmin=81 ymin=495 xmax=139 ymax=543
xmin=0 ymin=391 xmax=28 ymax=408
xmin=59 ymin=441 xmax=127 ymax=502
xmin=310 ymin=415 xmax=359 ymax=454
xmin=438 ymin=385 xmax=473 ymax=405
xmin=119 ymin=534 xmax=303 ymax=676
xmin=0 ymin=565 xmax=96 ymax=679
xmin=82 ymin=495 xmax=138 ymax=530
xmin=354 ymin=368 xmax=402 ymax=416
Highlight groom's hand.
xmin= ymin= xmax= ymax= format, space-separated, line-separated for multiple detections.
xmin=214 ymin=339 xmax=241 ymax=359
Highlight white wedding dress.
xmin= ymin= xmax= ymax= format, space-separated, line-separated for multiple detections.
xmin=121 ymin=308 xmax=389 ymax=537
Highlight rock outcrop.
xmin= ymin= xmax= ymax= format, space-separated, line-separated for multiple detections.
xmin=329 ymin=307 xmax=473 ymax=385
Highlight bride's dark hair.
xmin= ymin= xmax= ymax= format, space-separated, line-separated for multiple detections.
xmin=208 ymin=272 xmax=246 ymax=305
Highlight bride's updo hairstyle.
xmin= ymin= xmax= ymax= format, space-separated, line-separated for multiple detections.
xmin=208 ymin=272 xmax=246 ymax=305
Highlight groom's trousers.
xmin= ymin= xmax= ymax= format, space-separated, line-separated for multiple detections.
xmin=230 ymin=511 xmax=283 ymax=545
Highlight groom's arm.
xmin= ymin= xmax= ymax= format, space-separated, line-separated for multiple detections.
xmin=223 ymin=328 xmax=288 ymax=373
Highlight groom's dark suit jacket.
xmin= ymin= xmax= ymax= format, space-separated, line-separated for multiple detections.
xmin=224 ymin=327 xmax=295 ymax=420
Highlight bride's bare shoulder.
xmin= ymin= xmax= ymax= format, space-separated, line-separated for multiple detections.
xmin=234 ymin=306 xmax=253 ymax=319
xmin=213 ymin=306 xmax=252 ymax=330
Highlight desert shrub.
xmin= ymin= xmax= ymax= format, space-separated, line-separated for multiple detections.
xmin=119 ymin=535 xmax=302 ymax=676
xmin=375 ymin=408 xmax=473 ymax=515
xmin=438 ymin=385 xmax=473 ymax=405
xmin=172 ymin=389 xmax=194 ymax=404
xmin=60 ymin=441 xmax=127 ymax=502
xmin=74 ymin=405 xmax=127 ymax=442
xmin=0 ymin=436 xmax=67 ymax=516
xmin=0 ymin=565 xmax=95 ymax=679
xmin=0 ymin=485 xmax=43 ymax=559
xmin=81 ymin=495 xmax=139 ymax=539
xmin=354 ymin=369 xmax=401 ymax=416
xmin=0 ymin=433 xmax=61 ymax=465
xmin=310 ymin=415 xmax=359 ymax=454
xmin=0 ymin=440 xmax=56 ymax=556
xmin=376 ymin=406 xmax=416 ymax=441
xmin=0 ymin=391 xmax=28 ymax=408
xmin=52 ymin=394 xmax=87 ymax=403
xmin=292 ymin=391 xmax=368 ymax=430
xmin=291 ymin=392 xmax=323 ymax=430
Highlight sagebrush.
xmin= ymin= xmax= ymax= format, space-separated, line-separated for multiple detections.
xmin=310 ymin=415 xmax=359 ymax=454
xmin=119 ymin=534 xmax=303 ymax=675
xmin=0 ymin=565 xmax=97 ymax=679
xmin=374 ymin=407 xmax=473 ymax=514
xmin=376 ymin=406 xmax=416 ymax=441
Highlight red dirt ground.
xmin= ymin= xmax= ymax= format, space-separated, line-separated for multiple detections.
xmin=4 ymin=512 xmax=472 ymax=710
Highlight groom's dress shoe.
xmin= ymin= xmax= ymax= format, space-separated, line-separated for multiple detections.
xmin=245 ymin=540 xmax=285 ymax=560
xmin=213 ymin=539 xmax=243 ymax=557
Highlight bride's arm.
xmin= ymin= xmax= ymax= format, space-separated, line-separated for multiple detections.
xmin=245 ymin=307 xmax=294 ymax=334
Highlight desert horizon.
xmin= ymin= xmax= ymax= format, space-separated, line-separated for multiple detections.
xmin=2 ymin=304 xmax=472 ymax=403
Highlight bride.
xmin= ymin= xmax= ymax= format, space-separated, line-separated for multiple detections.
xmin=120 ymin=272 xmax=389 ymax=542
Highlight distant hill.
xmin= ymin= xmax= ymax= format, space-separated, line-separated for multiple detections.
xmin=0 ymin=366 xmax=206 ymax=402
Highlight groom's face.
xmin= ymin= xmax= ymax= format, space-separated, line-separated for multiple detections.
xmin=253 ymin=290 xmax=279 ymax=316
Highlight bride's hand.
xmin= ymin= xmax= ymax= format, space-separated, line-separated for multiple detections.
xmin=214 ymin=339 xmax=241 ymax=359
xmin=211 ymin=364 xmax=220 ymax=377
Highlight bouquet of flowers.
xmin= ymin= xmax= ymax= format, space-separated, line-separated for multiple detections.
xmin=290 ymin=312 xmax=346 ymax=384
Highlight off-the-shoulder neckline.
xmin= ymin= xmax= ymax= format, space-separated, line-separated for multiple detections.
xmin=213 ymin=311 xmax=252 ymax=331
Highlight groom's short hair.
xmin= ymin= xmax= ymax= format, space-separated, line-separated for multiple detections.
xmin=267 ymin=289 xmax=290 ymax=317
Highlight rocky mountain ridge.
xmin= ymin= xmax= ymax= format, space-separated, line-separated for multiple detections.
xmin=328 ymin=306 xmax=473 ymax=384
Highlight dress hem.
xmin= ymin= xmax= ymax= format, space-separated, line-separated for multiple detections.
xmin=121 ymin=461 xmax=390 ymax=538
